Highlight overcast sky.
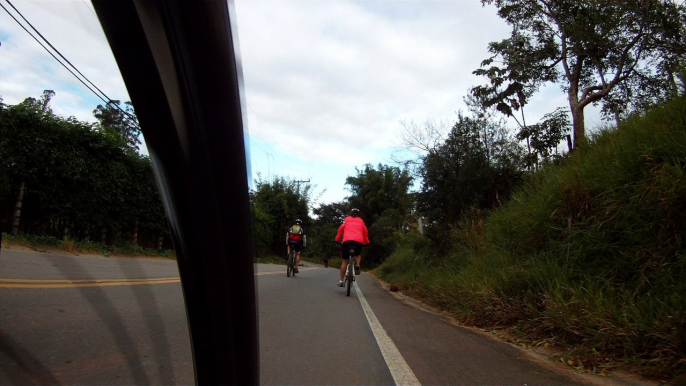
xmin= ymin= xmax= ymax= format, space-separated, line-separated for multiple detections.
xmin=0 ymin=0 xmax=603 ymax=207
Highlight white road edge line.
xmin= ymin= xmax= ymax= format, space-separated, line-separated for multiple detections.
xmin=354 ymin=281 xmax=422 ymax=386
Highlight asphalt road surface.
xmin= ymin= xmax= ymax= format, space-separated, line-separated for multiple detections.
xmin=1 ymin=248 xmax=593 ymax=385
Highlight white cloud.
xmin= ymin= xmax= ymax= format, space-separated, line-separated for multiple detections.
xmin=236 ymin=0 xmax=512 ymax=172
xmin=0 ymin=1 xmax=129 ymax=121
xmin=5 ymin=0 xmax=602 ymax=204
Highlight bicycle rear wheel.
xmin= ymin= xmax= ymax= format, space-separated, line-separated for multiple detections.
xmin=346 ymin=259 xmax=353 ymax=296
xmin=286 ymin=252 xmax=293 ymax=277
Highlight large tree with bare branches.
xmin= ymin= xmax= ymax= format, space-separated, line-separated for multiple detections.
xmin=476 ymin=0 xmax=686 ymax=149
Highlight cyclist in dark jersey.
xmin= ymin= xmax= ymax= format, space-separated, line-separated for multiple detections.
xmin=286 ymin=219 xmax=306 ymax=273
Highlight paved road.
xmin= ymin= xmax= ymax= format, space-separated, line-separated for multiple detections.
xmin=1 ymin=248 xmax=590 ymax=385
xmin=0 ymin=249 xmax=192 ymax=385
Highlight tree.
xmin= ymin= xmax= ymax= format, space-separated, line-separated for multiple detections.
xmin=392 ymin=119 xmax=450 ymax=177
xmin=345 ymin=164 xmax=413 ymax=265
xmin=514 ymin=107 xmax=570 ymax=167
xmin=93 ymin=100 xmax=141 ymax=149
xmin=418 ymin=111 xmax=524 ymax=236
xmin=0 ymin=91 xmax=60 ymax=235
xmin=313 ymin=201 xmax=347 ymax=226
xmin=345 ymin=164 xmax=413 ymax=227
xmin=470 ymin=32 xmax=571 ymax=166
xmin=21 ymin=90 xmax=56 ymax=114
xmin=478 ymin=0 xmax=686 ymax=148
xmin=309 ymin=201 xmax=348 ymax=263
xmin=1 ymin=93 xmax=170 ymax=247
xmin=249 ymin=176 xmax=312 ymax=256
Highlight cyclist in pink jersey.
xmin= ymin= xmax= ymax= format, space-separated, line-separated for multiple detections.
xmin=334 ymin=208 xmax=369 ymax=287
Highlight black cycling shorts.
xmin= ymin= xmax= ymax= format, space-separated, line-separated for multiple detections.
xmin=288 ymin=241 xmax=303 ymax=252
xmin=341 ymin=240 xmax=363 ymax=259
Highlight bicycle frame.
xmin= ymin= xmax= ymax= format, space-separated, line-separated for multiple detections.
xmin=286 ymin=248 xmax=296 ymax=277
xmin=344 ymin=248 xmax=355 ymax=296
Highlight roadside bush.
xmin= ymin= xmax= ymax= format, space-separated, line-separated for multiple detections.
xmin=254 ymin=254 xmax=285 ymax=265
xmin=112 ymin=241 xmax=145 ymax=256
xmin=4 ymin=233 xmax=61 ymax=248
xmin=59 ymin=237 xmax=76 ymax=253
xmin=377 ymin=96 xmax=686 ymax=379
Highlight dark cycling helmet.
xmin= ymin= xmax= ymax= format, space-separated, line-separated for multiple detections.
xmin=350 ymin=208 xmax=360 ymax=217
xmin=295 ymin=219 xmax=302 ymax=225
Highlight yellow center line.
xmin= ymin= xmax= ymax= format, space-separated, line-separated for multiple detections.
xmin=0 ymin=267 xmax=319 ymax=288
xmin=0 ymin=277 xmax=179 ymax=284
xmin=255 ymin=267 xmax=317 ymax=276
xmin=1 ymin=279 xmax=181 ymax=289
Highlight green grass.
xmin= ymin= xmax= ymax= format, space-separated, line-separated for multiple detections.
xmin=254 ymin=254 xmax=286 ymax=265
xmin=3 ymin=233 xmax=176 ymax=259
xmin=325 ymin=257 xmax=342 ymax=269
xmin=300 ymin=254 xmax=340 ymax=268
xmin=376 ymin=96 xmax=686 ymax=381
xmin=3 ymin=233 xmax=61 ymax=248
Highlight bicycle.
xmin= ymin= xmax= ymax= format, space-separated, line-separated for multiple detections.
xmin=336 ymin=242 xmax=356 ymax=296
xmin=343 ymin=247 xmax=355 ymax=296
xmin=286 ymin=248 xmax=297 ymax=277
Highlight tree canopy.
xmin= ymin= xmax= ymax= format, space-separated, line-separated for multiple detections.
xmin=344 ymin=164 xmax=413 ymax=264
xmin=93 ymin=100 xmax=141 ymax=150
xmin=1 ymin=91 xmax=168 ymax=248
xmin=475 ymin=0 xmax=686 ymax=148
xmin=418 ymin=111 xmax=524 ymax=236
xmin=249 ymin=175 xmax=312 ymax=257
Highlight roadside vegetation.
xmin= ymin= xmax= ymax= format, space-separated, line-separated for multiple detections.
xmin=366 ymin=1 xmax=685 ymax=380
xmin=2 ymin=232 xmax=175 ymax=258
xmin=1 ymin=91 xmax=171 ymax=253
xmin=254 ymin=254 xmax=286 ymax=265
xmin=376 ymin=97 xmax=686 ymax=380
xmin=3 ymin=0 xmax=684 ymax=382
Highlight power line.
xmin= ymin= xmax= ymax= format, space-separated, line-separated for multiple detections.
xmin=247 ymin=102 xmax=278 ymax=144
xmin=5 ymin=0 xmax=111 ymax=106
xmin=80 ymin=0 xmax=97 ymax=19
xmin=1 ymin=0 xmax=138 ymax=126
xmin=0 ymin=2 xmax=109 ymax=106
xmin=245 ymin=102 xmax=283 ymax=178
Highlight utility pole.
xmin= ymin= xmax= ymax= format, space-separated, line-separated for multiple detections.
xmin=294 ymin=179 xmax=310 ymax=196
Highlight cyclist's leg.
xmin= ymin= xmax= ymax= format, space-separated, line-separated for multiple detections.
xmin=339 ymin=243 xmax=348 ymax=282
xmin=350 ymin=242 xmax=363 ymax=274
xmin=293 ymin=243 xmax=301 ymax=272
xmin=340 ymin=259 xmax=348 ymax=281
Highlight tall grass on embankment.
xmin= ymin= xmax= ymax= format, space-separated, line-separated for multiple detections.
xmin=376 ymin=97 xmax=686 ymax=380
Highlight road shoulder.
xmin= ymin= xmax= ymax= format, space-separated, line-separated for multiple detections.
xmin=366 ymin=273 xmax=659 ymax=386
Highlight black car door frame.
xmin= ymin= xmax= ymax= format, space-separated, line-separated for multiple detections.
xmin=92 ymin=1 xmax=259 ymax=384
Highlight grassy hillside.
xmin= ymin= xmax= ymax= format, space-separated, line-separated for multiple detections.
xmin=376 ymin=96 xmax=686 ymax=380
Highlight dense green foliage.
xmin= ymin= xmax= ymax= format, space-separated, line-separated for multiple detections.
xmin=2 ymin=233 xmax=174 ymax=258
xmin=345 ymin=164 xmax=413 ymax=265
xmin=0 ymin=92 xmax=170 ymax=249
xmin=418 ymin=111 xmax=524 ymax=238
xmin=377 ymin=97 xmax=686 ymax=379
xmin=92 ymin=100 xmax=141 ymax=150
xmin=251 ymin=164 xmax=415 ymax=268
xmin=476 ymin=0 xmax=686 ymax=148
xmin=249 ymin=176 xmax=312 ymax=258
xmin=308 ymin=201 xmax=347 ymax=264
